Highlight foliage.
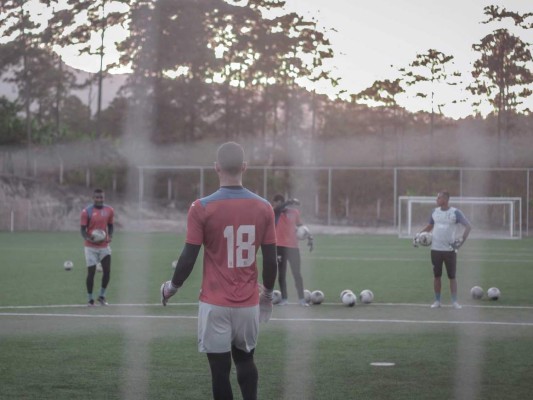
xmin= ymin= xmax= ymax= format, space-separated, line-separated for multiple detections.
xmin=0 ymin=96 xmax=24 ymax=145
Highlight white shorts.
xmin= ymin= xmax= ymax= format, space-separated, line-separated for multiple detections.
xmin=197 ymin=301 xmax=259 ymax=354
xmin=84 ymin=246 xmax=112 ymax=267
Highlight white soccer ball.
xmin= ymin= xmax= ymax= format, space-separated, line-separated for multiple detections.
xmin=340 ymin=289 xmax=354 ymax=301
xmin=171 ymin=260 xmax=178 ymax=269
xmin=91 ymin=229 xmax=107 ymax=243
xmin=63 ymin=260 xmax=73 ymax=271
xmin=342 ymin=291 xmax=356 ymax=307
xmin=310 ymin=290 xmax=324 ymax=305
xmin=96 ymin=263 xmax=103 ymax=273
xmin=359 ymin=289 xmax=374 ymax=304
xmin=418 ymin=232 xmax=432 ymax=247
xmin=296 ymin=225 xmax=311 ymax=240
xmin=272 ymin=290 xmax=282 ymax=305
xmin=487 ymin=287 xmax=501 ymax=301
xmin=303 ymin=289 xmax=311 ymax=304
xmin=470 ymin=286 xmax=484 ymax=300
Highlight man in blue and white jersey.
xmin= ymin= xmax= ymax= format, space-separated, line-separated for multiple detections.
xmin=418 ymin=191 xmax=471 ymax=309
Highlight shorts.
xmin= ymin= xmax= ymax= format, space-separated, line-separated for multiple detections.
xmin=197 ymin=301 xmax=259 ymax=354
xmin=431 ymin=250 xmax=457 ymax=279
xmin=84 ymin=246 xmax=112 ymax=267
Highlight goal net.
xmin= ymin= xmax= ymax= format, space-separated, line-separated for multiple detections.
xmin=398 ymin=196 xmax=522 ymax=239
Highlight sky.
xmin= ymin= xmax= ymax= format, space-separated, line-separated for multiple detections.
xmin=280 ymin=0 xmax=533 ymax=118
xmin=21 ymin=0 xmax=533 ymax=119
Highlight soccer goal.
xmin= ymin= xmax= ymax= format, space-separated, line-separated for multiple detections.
xmin=398 ymin=196 xmax=522 ymax=239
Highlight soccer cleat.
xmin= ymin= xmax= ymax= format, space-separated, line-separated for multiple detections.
xmin=452 ymin=302 xmax=462 ymax=309
xmin=277 ymin=299 xmax=289 ymax=306
xmin=299 ymin=298 xmax=309 ymax=307
xmin=88 ymin=299 xmax=95 ymax=307
xmin=97 ymin=296 xmax=108 ymax=306
xmin=430 ymin=301 xmax=441 ymax=308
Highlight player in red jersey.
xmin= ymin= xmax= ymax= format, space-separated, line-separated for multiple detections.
xmin=272 ymin=194 xmax=313 ymax=306
xmin=80 ymin=188 xmax=114 ymax=306
xmin=161 ymin=142 xmax=277 ymax=400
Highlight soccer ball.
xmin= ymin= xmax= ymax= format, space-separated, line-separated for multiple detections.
xmin=310 ymin=290 xmax=324 ymax=305
xmin=359 ymin=289 xmax=374 ymax=304
xmin=91 ymin=229 xmax=107 ymax=243
xmin=418 ymin=232 xmax=432 ymax=247
xmin=296 ymin=225 xmax=311 ymax=240
xmin=487 ymin=287 xmax=501 ymax=301
xmin=342 ymin=291 xmax=356 ymax=307
xmin=470 ymin=286 xmax=484 ymax=300
xmin=96 ymin=263 xmax=103 ymax=273
xmin=272 ymin=290 xmax=282 ymax=305
xmin=171 ymin=260 xmax=178 ymax=269
xmin=63 ymin=260 xmax=73 ymax=271
xmin=340 ymin=289 xmax=354 ymax=301
xmin=303 ymin=289 xmax=311 ymax=304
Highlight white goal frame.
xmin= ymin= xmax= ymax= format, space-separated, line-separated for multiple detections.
xmin=398 ymin=196 xmax=522 ymax=239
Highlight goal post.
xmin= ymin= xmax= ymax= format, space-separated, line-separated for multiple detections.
xmin=398 ymin=196 xmax=522 ymax=239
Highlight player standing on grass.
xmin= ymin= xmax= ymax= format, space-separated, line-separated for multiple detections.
xmin=272 ymin=194 xmax=313 ymax=306
xmin=416 ymin=191 xmax=471 ymax=309
xmin=80 ymin=188 xmax=114 ymax=306
xmin=160 ymin=142 xmax=278 ymax=400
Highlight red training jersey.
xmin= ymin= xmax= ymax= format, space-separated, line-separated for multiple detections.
xmin=275 ymin=207 xmax=301 ymax=248
xmin=80 ymin=204 xmax=114 ymax=248
xmin=186 ymin=187 xmax=277 ymax=307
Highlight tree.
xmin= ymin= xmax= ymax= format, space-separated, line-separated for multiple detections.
xmin=43 ymin=0 xmax=130 ymax=137
xmin=399 ymin=49 xmax=461 ymax=146
xmin=356 ymin=79 xmax=406 ymax=165
xmin=0 ymin=0 xmax=52 ymax=173
xmin=0 ymin=96 xmax=24 ymax=145
xmin=469 ymin=29 xmax=533 ymax=165
xmin=482 ymin=5 xmax=533 ymax=30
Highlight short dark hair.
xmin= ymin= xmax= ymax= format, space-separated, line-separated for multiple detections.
xmin=93 ymin=188 xmax=104 ymax=195
xmin=273 ymin=193 xmax=285 ymax=202
xmin=217 ymin=142 xmax=244 ymax=175
xmin=439 ymin=191 xmax=450 ymax=200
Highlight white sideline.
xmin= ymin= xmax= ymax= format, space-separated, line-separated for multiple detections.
xmin=0 ymin=302 xmax=532 ymax=310
xmin=1 ymin=312 xmax=533 ymax=327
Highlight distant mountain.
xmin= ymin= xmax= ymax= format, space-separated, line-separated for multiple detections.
xmin=0 ymin=65 xmax=128 ymax=113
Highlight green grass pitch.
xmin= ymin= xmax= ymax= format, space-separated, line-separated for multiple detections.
xmin=1 ymin=232 xmax=533 ymax=399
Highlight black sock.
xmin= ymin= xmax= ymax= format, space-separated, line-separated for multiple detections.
xmin=232 ymin=346 xmax=257 ymax=400
xmin=207 ymin=352 xmax=233 ymax=400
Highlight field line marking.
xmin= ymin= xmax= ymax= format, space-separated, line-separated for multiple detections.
xmin=1 ymin=302 xmax=532 ymax=310
xmin=1 ymin=312 xmax=533 ymax=327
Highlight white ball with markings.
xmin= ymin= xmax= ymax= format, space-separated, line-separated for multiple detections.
xmin=303 ymin=289 xmax=311 ymax=304
xmin=91 ymin=229 xmax=107 ymax=243
xmin=311 ymin=290 xmax=324 ymax=305
xmin=359 ymin=289 xmax=374 ymax=304
xmin=487 ymin=287 xmax=500 ymax=301
xmin=272 ymin=290 xmax=282 ymax=305
xmin=340 ymin=289 xmax=354 ymax=301
xmin=296 ymin=225 xmax=311 ymax=240
xmin=342 ymin=291 xmax=356 ymax=307
xmin=470 ymin=286 xmax=484 ymax=300
xmin=63 ymin=260 xmax=73 ymax=271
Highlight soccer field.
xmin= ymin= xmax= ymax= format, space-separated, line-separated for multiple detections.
xmin=1 ymin=232 xmax=533 ymax=400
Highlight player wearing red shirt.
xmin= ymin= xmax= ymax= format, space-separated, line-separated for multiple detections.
xmin=161 ymin=142 xmax=277 ymax=400
xmin=80 ymin=188 xmax=114 ymax=306
xmin=272 ymin=194 xmax=313 ymax=306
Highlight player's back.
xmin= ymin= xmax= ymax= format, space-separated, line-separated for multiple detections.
xmin=186 ymin=186 xmax=276 ymax=307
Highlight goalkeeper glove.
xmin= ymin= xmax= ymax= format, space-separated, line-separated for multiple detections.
xmin=413 ymin=233 xmax=421 ymax=248
xmin=307 ymin=236 xmax=314 ymax=252
xmin=160 ymin=281 xmax=179 ymax=306
xmin=258 ymin=285 xmax=273 ymax=323
xmin=450 ymin=238 xmax=464 ymax=252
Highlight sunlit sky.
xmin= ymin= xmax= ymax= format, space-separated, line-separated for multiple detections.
xmin=30 ymin=0 xmax=533 ymax=118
